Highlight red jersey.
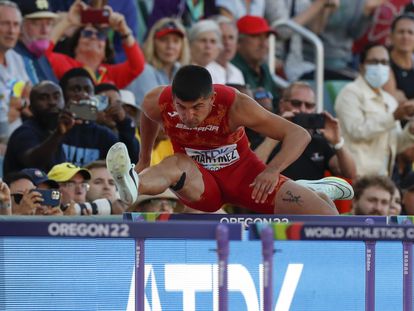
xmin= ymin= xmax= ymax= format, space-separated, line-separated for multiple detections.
xmin=158 ymin=84 xmax=250 ymax=171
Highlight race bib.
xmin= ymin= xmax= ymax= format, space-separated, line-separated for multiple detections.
xmin=185 ymin=144 xmax=240 ymax=171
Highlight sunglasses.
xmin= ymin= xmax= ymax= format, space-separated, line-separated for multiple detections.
xmin=11 ymin=193 xmax=23 ymax=204
xmin=287 ymin=99 xmax=316 ymax=110
xmin=81 ymin=29 xmax=107 ymax=41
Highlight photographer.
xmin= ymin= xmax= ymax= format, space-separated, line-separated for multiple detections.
xmin=45 ymin=0 xmax=144 ymax=88
xmin=4 ymin=69 xmax=139 ymax=175
xmin=266 ymin=82 xmax=356 ymax=181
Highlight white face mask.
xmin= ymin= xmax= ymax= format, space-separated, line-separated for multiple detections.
xmin=364 ymin=64 xmax=390 ymax=89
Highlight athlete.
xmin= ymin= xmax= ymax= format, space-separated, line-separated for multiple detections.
xmin=107 ymin=65 xmax=353 ymax=214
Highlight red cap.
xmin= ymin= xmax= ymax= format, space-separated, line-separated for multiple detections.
xmin=155 ymin=21 xmax=185 ymax=39
xmin=237 ymin=15 xmax=276 ymax=36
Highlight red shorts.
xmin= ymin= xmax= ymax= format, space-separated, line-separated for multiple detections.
xmin=178 ymin=148 xmax=289 ymax=214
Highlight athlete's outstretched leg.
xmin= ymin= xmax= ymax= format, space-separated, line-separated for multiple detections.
xmin=107 ymin=142 xmax=206 ymax=204
xmin=274 ymin=180 xmax=339 ymax=215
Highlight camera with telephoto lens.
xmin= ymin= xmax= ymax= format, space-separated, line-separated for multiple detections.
xmin=68 ymin=95 xmax=108 ymax=121
xmin=68 ymin=198 xmax=112 ymax=215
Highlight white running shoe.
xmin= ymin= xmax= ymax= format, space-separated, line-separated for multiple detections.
xmin=106 ymin=142 xmax=139 ymax=205
xmin=296 ymin=176 xmax=354 ymax=200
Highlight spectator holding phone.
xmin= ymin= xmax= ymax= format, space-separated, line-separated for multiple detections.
xmin=264 ymin=82 xmax=356 ymax=181
xmin=5 ymin=168 xmax=63 ymax=215
xmin=335 ymin=43 xmax=414 ymax=177
xmin=46 ymin=0 xmax=145 ymax=88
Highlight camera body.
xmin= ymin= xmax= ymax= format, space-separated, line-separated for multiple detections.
xmin=69 ymin=100 xmax=98 ymax=121
xmin=291 ymin=113 xmax=326 ymax=129
xmin=80 ymin=8 xmax=110 ymax=24
xmin=68 ymin=96 xmax=108 ymax=121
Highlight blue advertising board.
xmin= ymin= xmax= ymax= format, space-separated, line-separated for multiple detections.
xmin=0 ymin=237 xmax=406 ymax=310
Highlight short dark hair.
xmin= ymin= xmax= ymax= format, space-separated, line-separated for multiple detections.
xmin=59 ymin=67 xmax=94 ymax=93
xmin=172 ymin=65 xmax=213 ymax=101
xmin=29 ymin=80 xmax=61 ymax=104
xmin=353 ymin=175 xmax=395 ymax=200
xmin=359 ymin=43 xmax=388 ymax=64
xmin=95 ymin=83 xmax=119 ymax=94
xmin=391 ymin=13 xmax=414 ymax=32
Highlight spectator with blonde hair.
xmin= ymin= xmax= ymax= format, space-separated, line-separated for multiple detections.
xmin=126 ymin=17 xmax=190 ymax=109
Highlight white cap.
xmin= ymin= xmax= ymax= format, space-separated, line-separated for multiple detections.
xmin=120 ymin=90 xmax=139 ymax=110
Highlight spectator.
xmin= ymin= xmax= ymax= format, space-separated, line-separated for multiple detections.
xmin=5 ymin=168 xmax=63 ymax=215
xmin=128 ymin=188 xmax=181 ymax=213
xmin=390 ymin=185 xmax=402 ymax=215
xmin=84 ymin=160 xmax=127 ymax=214
xmin=189 ymin=19 xmax=225 ymax=84
xmin=335 ymin=43 xmax=414 ymax=176
xmin=0 ymin=179 xmax=11 ymax=215
xmin=3 ymin=80 xmax=67 ymax=175
xmin=147 ymin=0 xmax=218 ymax=29
xmin=384 ymin=13 xmax=414 ymax=104
xmin=47 ymin=162 xmax=90 ymax=206
xmin=126 ymin=17 xmax=190 ymax=109
xmin=50 ymin=0 xmax=139 ymax=63
xmin=46 ymin=1 xmax=145 ymax=88
xmin=214 ymin=15 xmax=245 ymax=84
xmin=353 ymin=0 xmax=410 ymax=56
xmin=301 ymin=0 xmax=385 ymax=80
xmin=264 ymin=0 xmax=337 ymax=81
xmin=60 ymin=68 xmax=139 ymax=166
xmin=120 ymin=89 xmax=140 ymax=127
xmin=0 ymin=1 xmax=30 ymax=142
xmin=13 ymin=0 xmax=58 ymax=84
xmin=94 ymin=83 xmax=140 ymax=158
xmin=267 ymin=82 xmax=356 ymax=181
xmin=351 ymin=175 xmax=395 ymax=215
xmin=231 ymin=15 xmax=279 ymax=109
xmin=392 ymin=145 xmax=414 ymax=187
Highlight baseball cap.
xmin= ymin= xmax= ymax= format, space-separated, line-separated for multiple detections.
xmin=13 ymin=0 xmax=58 ymax=19
xmin=237 ymin=15 xmax=276 ymax=36
xmin=20 ymin=168 xmax=59 ymax=188
xmin=48 ymin=162 xmax=91 ymax=183
xmin=155 ymin=21 xmax=185 ymax=39
xmin=120 ymin=89 xmax=140 ymax=111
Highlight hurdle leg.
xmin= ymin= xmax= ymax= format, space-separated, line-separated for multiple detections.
xmin=135 ymin=239 xmax=145 ymax=311
xmin=216 ymin=224 xmax=229 ymax=311
xmin=261 ymin=226 xmax=274 ymax=311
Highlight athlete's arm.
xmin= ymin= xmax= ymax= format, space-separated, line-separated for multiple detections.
xmin=230 ymin=91 xmax=311 ymax=172
xmin=229 ymin=91 xmax=311 ymax=203
xmin=137 ymin=86 xmax=164 ymax=172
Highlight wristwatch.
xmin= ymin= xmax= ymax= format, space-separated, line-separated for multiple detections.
xmin=333 ymin=137 xmax=345 ymax=150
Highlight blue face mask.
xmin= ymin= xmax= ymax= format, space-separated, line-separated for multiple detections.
xmin=364 ymin=64 xmax=390 ymax=89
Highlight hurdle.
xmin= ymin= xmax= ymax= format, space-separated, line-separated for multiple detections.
xmin=0 ymin=220 xmax=242 ymax=311
xmin=252 ymin=222 xmax=414 ymax=311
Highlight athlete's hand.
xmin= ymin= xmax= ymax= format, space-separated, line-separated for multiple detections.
xmin=250 ymin=167 xmax=280 ymax=204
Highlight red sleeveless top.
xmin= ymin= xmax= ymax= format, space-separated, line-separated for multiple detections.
xmin=158 ymin=84 xmax=249 ymax=171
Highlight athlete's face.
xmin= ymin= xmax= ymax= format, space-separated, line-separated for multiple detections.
xmin=173 ymin=93 xmax=215 ymax=128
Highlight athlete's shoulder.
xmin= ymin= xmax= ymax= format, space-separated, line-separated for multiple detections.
xmin=213 ymin=84 xmax=237 ymax=105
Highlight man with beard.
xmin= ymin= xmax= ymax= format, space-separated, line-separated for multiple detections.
xmin=350 ymin=175 xmax=395 ymax=216
xmin=3 ymin=80 xmax=71 ymax=175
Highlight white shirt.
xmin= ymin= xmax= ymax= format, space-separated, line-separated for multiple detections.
xmin=206 ymin=61 xmax=245 ymax=85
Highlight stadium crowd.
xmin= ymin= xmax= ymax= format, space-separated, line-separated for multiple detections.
xmin=0 ymin=0 xmax=413 ymax=217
